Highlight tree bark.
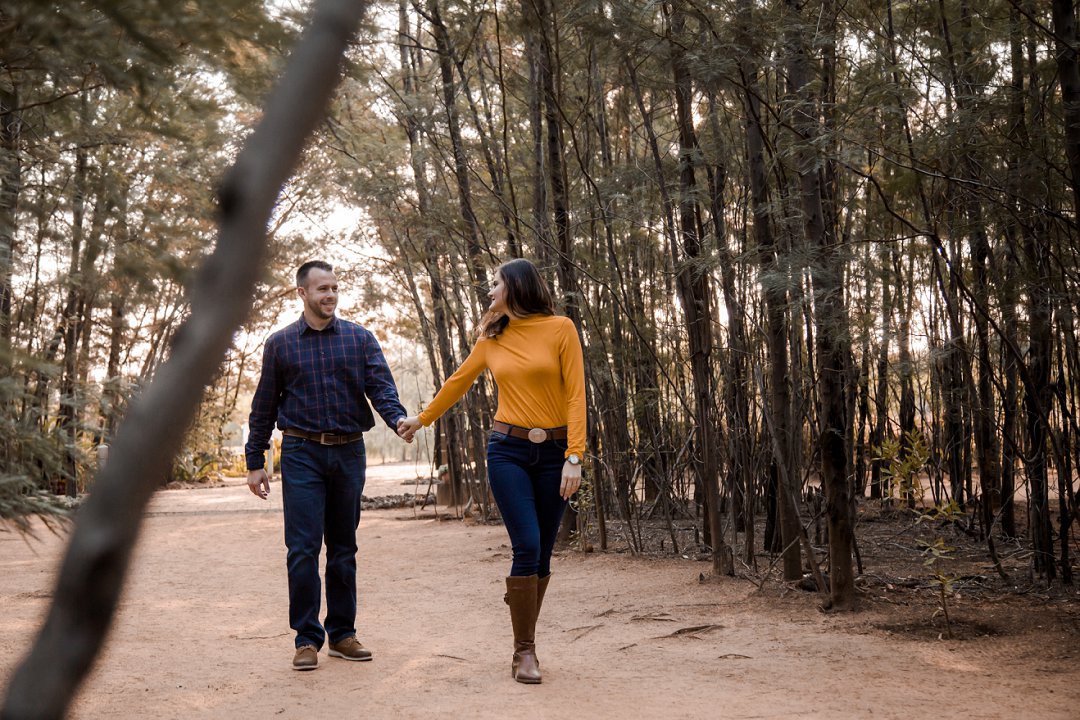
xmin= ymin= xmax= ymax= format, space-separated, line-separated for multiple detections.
xmin=737 ymin=0 xmax=793 ymax=570
xmin=999 ymin=2 xmax=1031 ymax=539
xmin=521 ymin=0 xmax=550 ymax=264
xmin=952 ymin=0 xmax=1001 ymax=530
xmin=668 ymin=3 xmax=731 ymax=575
xmin=783 ymin=0 xmax=854 ymax=607
xmin=937 ymin=0 xmax=993 ymax=516
xmin=870 ymin=245 xmax=893 ymax=500
xmin=0 ymin=81 xmax=19 ymax=348
xmin=1023 ymin=215 xmax=1056 ymax=578
xmin=454 ymin=40 xmax=516 ymax=256
xmin=1052 ymin=0 xmax=1080 ymax=216
xmin=539 ymin=5 xmax=574 ymax=318
xmin=426 ymin=0 xmax=491 ymax=316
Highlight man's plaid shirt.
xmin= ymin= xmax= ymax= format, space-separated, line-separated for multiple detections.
xmin=245 ymin=314 xmax=407 ymax=470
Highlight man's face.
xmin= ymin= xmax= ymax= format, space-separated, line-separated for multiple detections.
xmin=298 ymin=268 xmax=338 ymax=320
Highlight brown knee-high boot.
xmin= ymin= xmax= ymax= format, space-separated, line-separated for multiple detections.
xmin=536 ymin=574 xmax=551 ymax=618
xmin=504 ymin=575 xmax=541 ymax=684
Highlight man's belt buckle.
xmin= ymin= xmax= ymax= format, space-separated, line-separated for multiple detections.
xmin=527 ymin=427 xmax=547 ymax=444
xmin=320 ymin=432 xmax=332 ymax=445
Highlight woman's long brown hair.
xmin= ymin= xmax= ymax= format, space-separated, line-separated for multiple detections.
xmin=480 ymin=258 xmax=555 ymax=338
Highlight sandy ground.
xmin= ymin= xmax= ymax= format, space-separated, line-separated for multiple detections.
xmin=1 ymin=463 xmax=1078 ymax=719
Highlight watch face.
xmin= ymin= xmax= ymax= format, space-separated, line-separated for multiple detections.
xmin=568 ymin=454 xmax=581 ymax=465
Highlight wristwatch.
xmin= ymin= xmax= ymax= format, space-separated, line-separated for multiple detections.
xmin=566 ymin=454 xmax=581 ymax=466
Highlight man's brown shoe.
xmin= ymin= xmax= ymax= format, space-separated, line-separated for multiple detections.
xmin=328 ymin=636 xmax=373 ymax=662
xmin=292 ymin=645 xmax=318 ymax=671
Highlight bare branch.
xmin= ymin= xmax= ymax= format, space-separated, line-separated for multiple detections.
xmin=1 ymin=0 xmax=371 ymax=717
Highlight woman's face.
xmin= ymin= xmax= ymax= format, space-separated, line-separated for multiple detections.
xmin=488 ymin=271 xmax=509 ymax=315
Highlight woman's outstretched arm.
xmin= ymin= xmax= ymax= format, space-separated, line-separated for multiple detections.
xmin=398 ymin=339 xmax=489 ymax=441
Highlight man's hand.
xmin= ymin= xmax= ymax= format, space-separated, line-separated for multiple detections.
xmin=397 ymin=416 xmax=422 ymax=443
xmin=560 ymin=460 xmax=582 ymax=500
xmin=247 ymin=468 xmax=270 ymax=499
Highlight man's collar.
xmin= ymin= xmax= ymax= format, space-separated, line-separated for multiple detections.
xmin=298 ymin=313 xmax=338 ymax=334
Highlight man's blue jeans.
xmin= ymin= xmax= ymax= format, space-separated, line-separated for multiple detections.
xmin=486 ymin=431 xmax=569 ymax=577
xmin=279 ymin=435 xmax=366 ymax=649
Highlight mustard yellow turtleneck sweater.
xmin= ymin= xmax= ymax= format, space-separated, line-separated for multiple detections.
xmin=417 ymin=314 xmax=586 ymax=459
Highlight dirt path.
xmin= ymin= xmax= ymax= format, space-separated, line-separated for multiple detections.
xmin=1 ymin=467 xmax=1077 ymax=719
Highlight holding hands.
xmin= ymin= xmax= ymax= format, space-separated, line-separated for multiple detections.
xmin=394 ymin=414 xmax=581 ymax=499
xmin=397 ymin=416 xmax=422 ymax=443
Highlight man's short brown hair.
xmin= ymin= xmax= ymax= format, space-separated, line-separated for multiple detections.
xmin=296 ymin=261 xmax=334 ymax=288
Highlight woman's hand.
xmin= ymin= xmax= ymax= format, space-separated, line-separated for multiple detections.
xmin=397 ymin=416 xmax=422 ymax=443
xmin=560 ymin=460 xmax=582 ymax=500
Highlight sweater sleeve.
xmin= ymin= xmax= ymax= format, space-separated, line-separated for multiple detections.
xmin=362 ymin=328 xmax=408 ymax=428
xmin=417 ymin=340 xmax=489 ymax=426
xmin=560 ymin=318 xmax=587 ymax=458
xmin=245 ymin=335 xmax=281 ymax=471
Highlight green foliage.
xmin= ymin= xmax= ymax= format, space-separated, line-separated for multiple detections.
xmin=916 ymin=501 xmax=966 ymax=640
xmin=875 ymin=428 xmax=929 ymax=506
xmin=169 ymin=450 xmax=221 ymax=486
xmin=0 ymin=363 xmax=75 ymax=528
xmin=0 ymin=0 xmax=293 ymax=522
xmin=0 ymin=474 xmax=70 ymax=532
xmin=170 ymin=361 xmax=252 ymax=484
xmin=3 ymin=0 xmax=1078 ymax=585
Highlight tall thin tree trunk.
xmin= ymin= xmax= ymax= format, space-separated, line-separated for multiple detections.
xmin=1055 ymin=313 xmax=1075 ymax=583
xmin=1052 ymin=0 xmax=1080 ymax=215
xmin=737 ymin=0 xmax=793 ymax=569
xmin=521 ymin=0 xmax=550 ymax=264
xmin=871 ymin=245 xmax=894 ymax=500
xmin=668 ymin=3 xmax=731 ymax=575
xmin=586 ymin=41 xmax=628 ymax=551
xmin=454 ymin=44 xmax=516 ymax=256
xmin=999 ymin=2 xmax=1032 ymax=539
xmin=938 ymin=0 xmax=998 ymax=518
xmin=999 ymin=241 xmax=1020 ymax=537
xmin=485 ymin=18 xmax=523 ymax=253
xmin=401 ymin=0 xmax=464 ymax=508
xmin=894 ymin=250 xmax=917 ymax=503
xmin=0 ymin=81 xmax=19 ymax=350
xmin=534 ymin=0 xmax=577 ymax=324
xmin=625 ymin=57 xmax=684 ymax=538
xmin=1023 ymin=228 xmax=1055 ymax=579
xmin=783 ymin=0 xmax=854 ymax=607
xmin=100 ymin=289 xmax=128 ymax=440
xmin=954 ymin=0 xmax=1001 ymax=530
xmin=54 ymin=97 xmax=93 ymax=495
xmin=427 ymin=0 xmax=491 ymax=317
xmin=626 ymin=248 xmax=662 ymax=526
xmin=706 ymin=90 xmax=754 ymax=558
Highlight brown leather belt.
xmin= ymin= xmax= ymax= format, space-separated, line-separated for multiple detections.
xmin=491 ymin=420 xmax=567 ymax=443
xmin=282 ymin=428 xmax=364 ymax=446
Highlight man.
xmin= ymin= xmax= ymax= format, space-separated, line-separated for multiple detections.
xmin=245 ymin=260 xmax=407 ymax=671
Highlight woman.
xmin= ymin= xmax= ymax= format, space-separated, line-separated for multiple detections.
xmin=398 ymin=258 xmax=585 ymax=684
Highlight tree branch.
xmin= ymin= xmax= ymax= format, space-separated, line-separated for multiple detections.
xmin=1 ymin=1 xmax=370 ymax=717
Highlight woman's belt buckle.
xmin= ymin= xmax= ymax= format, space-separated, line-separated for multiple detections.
xmin=527 ymin=427 xmax=548 ymax=444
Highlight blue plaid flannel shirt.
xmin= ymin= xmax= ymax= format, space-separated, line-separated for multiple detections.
xmin=245 ymin=315 xmax=407 ymax=470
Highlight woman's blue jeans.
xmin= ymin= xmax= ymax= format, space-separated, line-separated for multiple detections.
xmin=486 ymin=431 xmax=569 ymax=577
xmin=279 ymin=435 xmax=366 ymax=649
